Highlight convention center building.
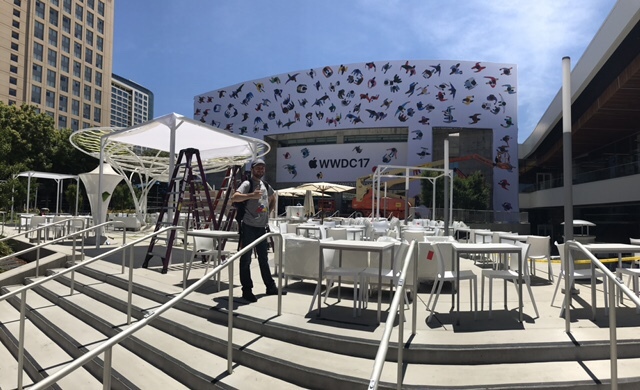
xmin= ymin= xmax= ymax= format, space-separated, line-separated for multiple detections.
xmin=194 ymin=59 xmax=519 ymax=222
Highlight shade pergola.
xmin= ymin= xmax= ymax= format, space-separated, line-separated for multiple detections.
xmin=70 ymin=113 xmax=271 ymax=230
xmin=70 ymin=113 xmax=271 ymax=250
xmin=12 ymin=171 xmax=79 ymax=219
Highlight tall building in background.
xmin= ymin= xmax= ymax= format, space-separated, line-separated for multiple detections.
xmin=110 ymin=73 xmax=154 ymax=127
xmin=0 ymin=0 xmax=114 ymax=130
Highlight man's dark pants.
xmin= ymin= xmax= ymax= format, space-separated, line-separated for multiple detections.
xmin=239 ymin=224 xmax=275 ymax=293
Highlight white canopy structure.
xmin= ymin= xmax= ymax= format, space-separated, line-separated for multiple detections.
xmin=79 ymin=163 xmax=123 ymax=227
xmin=11 ymin=171 xmax=79 ymax=219
xmin=70 ymin=113 xmax=270 ymax=245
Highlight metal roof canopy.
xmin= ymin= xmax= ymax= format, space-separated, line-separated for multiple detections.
xmin=13 ymin=171 xmax=80 ymax=218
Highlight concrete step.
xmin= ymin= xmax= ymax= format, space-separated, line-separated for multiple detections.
xmin=44 ymin=267 xmax=378 ymax=389
xmin=0 ymin=291 xmax=101 ymax=389
xmin=63 ymin=261 xmax=640 ymax=389
xmin=10 ymin=279 xmax=187 ymax=389
xmin=30 ymin=272 xmax=303 ymax=389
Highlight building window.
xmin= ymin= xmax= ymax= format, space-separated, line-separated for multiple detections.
xmin=87 ymin=11 xmax=94 ymax=28
xmin=98 ymin=1 xmax=104 ymax=16
xmin=87 ymin=0 xmax=94 ymax=9
xmin=35 ymin=1 xmax=45 ymax=18
xmin=59 ymin=95 xmax=68 ymax=112
xmin=96 ymin=36 xmax=103 ymax=52
xmin=33 ymin=64 xmax=43 ymax=82
xmin=63 ymin=0 xmax=71 ymax=13
xmin=71 ymin=118 xmax=78 ymax=131
xmin=47 ymin=69 xmax=56 ymax=87
xmin=10 ymin=54 xmax=18 ymax=62
xmin=74 ymin=23 xmax=82 ymax=39
xmin=9 ymin=77 xmax=17 ymax=85
xmin=75 ymin=4 xmax=83 ymax=21
xmin=46 ymin=90 xmax=55 ymax=108
xmin=62 ymin=16 xmax=70 ymax=33
xmin=60 ymin=74 xmax=68 ymax=91
xmin=10 ymin=65 xmax=18 ymax=74
xmin=58 ymin=115 xmax=67 ymax=128
xmin=84 ymin=67 xmax=92 ymax=82
xmin=85 ymin=48 xmax=92 ymax=64
xmin=49 ymin=8 xmax=58 ymax=26
xmin=12 ymin=20 xmax=20 ymax=29
xmin=13 ymin=9 xmax=20 ymax=17
xmin=48 ymin=28 xmax=58 ymax=47
xmin=12 ymin=31 xmax=19 ymax=40
xmin=14 ymin=0 xmax=21 ymax=6
xmin=71 ymin=99 xmax=79 ymax=115
xmin=34 ymin=21 xmax=44 ymax=40
xmin=50 ymin=0 xmax=59 ymax=6
xmin=47 ymin=49 xmax=57 ymax=67
xmin=83 ymin=85 xmax=91 ymax=100
xmin=97 ymin=18 xmax=103 ymax=34
xmin=74 ymin=42 xmax=82 ymax=59
xmin=31 ymin=85 xmax=42 ymax=104
xmin=96 ymin=54 xmax=102 ymax=69
xmin=94 ymin=89 xmax=101 ymax=104
xmin=93 ymin=106 xmax=101 ymax=122
xmin=72 ymin=80 xmax=80 ymax=97
xmin=11 ymin=42 xmax=19 ymax=51
xmin=61 ymin=55 xmax=69 ymax=72
xmin=85 ymin=29 xmax=93 ymax=46
xmin=61 ymin=35 xmax=70 ymax=53
xmin=83 ymin=103 xmax=90 ymax=119
xmin=73 ymin=61 xmax=81 ymax=77
xmin=9 ymin=88 xmax=17 ymax=97
xmin=34 ymin=42 xmax=44 ymax=61
xmin=95 ymin=71 xmax=102 ymax=87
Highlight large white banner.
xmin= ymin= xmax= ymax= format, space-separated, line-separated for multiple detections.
xmin=276 ymin=142 xmax=407 ymax=183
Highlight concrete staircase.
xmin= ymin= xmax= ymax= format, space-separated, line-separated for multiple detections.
xmin=2 ymin=259 xmax=640 ymax=389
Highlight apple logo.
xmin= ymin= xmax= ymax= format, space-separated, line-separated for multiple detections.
xmin=309 ymin=157 xmax=318 ymax=169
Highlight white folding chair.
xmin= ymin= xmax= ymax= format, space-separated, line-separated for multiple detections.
xmin=426 ymin=242 xmax=477 ymax=322
xmin=526 ymin=235 xmax=552 ymax=281
xmin=481 ymin=242 xmax=539 ymax=318
xmin=551 ymin=242 xmax=608 ymax=315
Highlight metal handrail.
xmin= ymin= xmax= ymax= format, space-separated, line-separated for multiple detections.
xmin=27 ymin=230 xmax=283 ymax=390
xmin=0 ymin=219 xmax=126 ymax=277
xmin=564 ymin=240 xmax=640 ymax=390
xmin=368 ymin=240 xmax=418 ymax=390
xmin=0 ymin=223 xmax=159 ymax=390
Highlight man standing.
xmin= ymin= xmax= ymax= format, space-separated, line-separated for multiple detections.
xmin=231 ymin=158 xmax=280 ymax=302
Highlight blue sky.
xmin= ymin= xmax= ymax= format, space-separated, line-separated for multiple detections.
xmin=113 ymin=0 xmax=617 ymax=142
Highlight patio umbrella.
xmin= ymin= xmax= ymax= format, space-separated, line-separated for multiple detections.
xmin=277 ymin=187 xmax=325 ymax=197
xmin=303 ymin=190 xmax=315 ymax=218
xmin=295 ymin=182 xmax=355 ymax=221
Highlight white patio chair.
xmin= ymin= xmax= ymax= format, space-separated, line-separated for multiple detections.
xmin=326 ymin=227 xmax=348 ymax=240
xmin=185 ymin=229 xmax=231 ymax=288
xmin=526 ymin=235 xmax=552 ymax=281
xmin=29 ymin=215 xmax=48 ymax=240
xmin=551 ymin=242 xmax=608 ymax=315
xmin=360 ymin=237 xmax=410 ymax=308
xmin=481 ymin=242 xmax=539 ymax=319
xmin=426 ymin=242 xmax=478 ymax=322
xmin=50 ymin=215 xmax=69 ymax=239
xmin=370 ymin=219 xmax=390 ymax=241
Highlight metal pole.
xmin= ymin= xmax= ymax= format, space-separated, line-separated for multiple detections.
xmin=17 ymin=290 xmax=26 ymax=390
xmin=443 ymin=137 xmax=450 ymax=236
xmin=562 ymin=56 xmax=574 ymax=332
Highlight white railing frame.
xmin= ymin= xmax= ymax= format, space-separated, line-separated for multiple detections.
xmin=0 ymin=219 xmax=126 ymax=277
xmin=18 ymin=230 xmax=283 ymax=390
xmin=564 ymin=240 xmax=640 ymax=390
xmin=368 ymin=240 xmax=418 ymax=390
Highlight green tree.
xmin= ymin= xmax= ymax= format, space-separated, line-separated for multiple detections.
xmin=0 ymin=103 xmax=96 ymax=215
xmin=420 ymin=170 xmax=490 ymax=211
